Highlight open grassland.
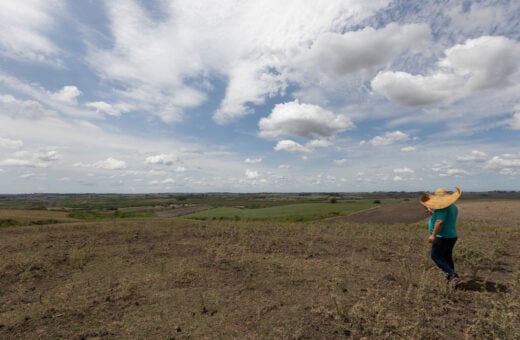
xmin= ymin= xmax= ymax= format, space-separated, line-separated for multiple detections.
xmin=1 ymin=200 xmax=519 ymax=339
xmin=0 ymin=209 xmax=79 ymax=228
xmin=181 ymin=201 xmax=378 ymax=222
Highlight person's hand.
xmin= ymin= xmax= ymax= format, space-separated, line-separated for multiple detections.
xmin=428 ymin=235 xmax=436 ymax=243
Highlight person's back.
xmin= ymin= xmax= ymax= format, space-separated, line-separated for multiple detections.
xmin=432 ymin=204 xmax=458 ymax=238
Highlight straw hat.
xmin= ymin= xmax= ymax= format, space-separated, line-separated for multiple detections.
xmin=419 ymin=187 xmax=461 ymax=209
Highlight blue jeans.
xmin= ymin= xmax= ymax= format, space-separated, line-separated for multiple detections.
xmin=431 ymin=237 xmax=458 ymax=278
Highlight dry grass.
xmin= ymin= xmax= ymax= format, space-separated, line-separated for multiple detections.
xmin=0 ymin=201 xmax=519 ymax=339
xmin=0 ymin=209 xmax=77 ymax=223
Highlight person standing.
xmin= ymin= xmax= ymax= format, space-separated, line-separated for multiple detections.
xmin=420 ymin=187 xmax=461 ymax=281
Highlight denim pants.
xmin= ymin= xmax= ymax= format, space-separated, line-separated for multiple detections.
xmin=431 ymin=237 xmax=458 ymax=277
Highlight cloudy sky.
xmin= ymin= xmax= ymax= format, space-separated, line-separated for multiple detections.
xmin=0 ymin=0 xmax=519 ymax=193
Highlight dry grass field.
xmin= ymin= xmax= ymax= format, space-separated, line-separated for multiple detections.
xmin=1 ymin=200 xmax=519 ymax=339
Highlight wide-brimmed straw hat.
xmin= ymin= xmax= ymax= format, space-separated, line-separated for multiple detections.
xmin=419 ymin=187 xmax=461 ymax=209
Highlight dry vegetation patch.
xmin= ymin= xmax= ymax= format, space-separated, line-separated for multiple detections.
xmin=0 ymin=201 xmax=519 ymax=339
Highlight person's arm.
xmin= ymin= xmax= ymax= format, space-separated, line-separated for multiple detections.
xmin=428 ymin=219 xmax=443 ymax=243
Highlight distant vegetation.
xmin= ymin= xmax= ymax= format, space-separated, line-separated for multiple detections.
xmin=181 ymin=201 xmax=376 ymax=222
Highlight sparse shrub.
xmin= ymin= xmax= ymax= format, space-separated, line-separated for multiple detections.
xmin=0 ymin=219 xmax=20 ymax=228
xmin=29 ymin=219 xmax=60 ymax=225
xmin=330 ymin=197 xmax=337 ymax=204
xmin=373 ymin=200 xmax=381 ymax=204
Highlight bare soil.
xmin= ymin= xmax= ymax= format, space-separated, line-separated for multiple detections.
xmin=152 ymin=205 xmax=212 ymax=218
xmin=1 ymin=200 xmax=519 ymax=339
xmin=324 ymin=201 xmax=426 ymax=224
xmin=325 ymin=199 xmax=520 ymax=227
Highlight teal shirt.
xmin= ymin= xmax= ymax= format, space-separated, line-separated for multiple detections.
xmin=429 ymin=204 xmax=458 ymax=238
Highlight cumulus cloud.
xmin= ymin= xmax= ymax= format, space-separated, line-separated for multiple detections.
xmin=372 ymin=36 xmax=520 ymax=106
xmin=144 ymin=154 xmax=176 ymax=166
xmin=369 ymin=131 xmax=409 ymax=146
xmin=245 ymin=169 xmax=259 ymax=179
xmin=432 ymin=161 xmax=470 ymax=177
xmin=300 ymin=23 xmax=431 ymax=77
xmin=259 ymin=101 xmax=354 ymax=140
xmin=51 ymin=86 xmax=81 ymax=104
xmin=274 ymin=140 xmax=311 ymax=153
xmin=485 ymin=153 xmax=520 ymax=175
xmin=0 ymin=75 xmax=104 ymax=119
xmin=87 ymin=1 xmax=389 ymax=125
xmin=306 ymin=139 xmax=334 ymax=148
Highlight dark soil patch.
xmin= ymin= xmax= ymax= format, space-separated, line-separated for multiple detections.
xmin=153 ymin=205 xmax=212 ymax=217
xmin=456 ymin=278 xmax=508 ymax=293
xmin=325 ymin=201 xmax=427 ymax=224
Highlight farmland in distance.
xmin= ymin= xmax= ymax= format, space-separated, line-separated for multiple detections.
xmin=1 ymin=192 xmax=519 ymax=338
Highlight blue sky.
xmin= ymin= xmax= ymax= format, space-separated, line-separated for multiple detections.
xmin=0 ymin=0 xmax=519 ymax=193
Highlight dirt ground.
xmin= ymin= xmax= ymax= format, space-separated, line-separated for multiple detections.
xmin=1 ymin=200 xmax=519 ymax=339
xmin=324 ymin=201 xmax=427 ymax=224
xmin=153 ymin=205 xmax=212 ymax=218
xmin=325 ymin=199 xmax=520 ymax=227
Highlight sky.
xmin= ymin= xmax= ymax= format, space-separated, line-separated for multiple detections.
xmin=0 ymin=0 xmax=519 ymax=194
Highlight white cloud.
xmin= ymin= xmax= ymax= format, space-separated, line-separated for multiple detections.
xmin=274 ymin=140 xmax=311 ymax=154
xmin=394 ymin=167 xmax=414 ymax=174
xmin=149 ymin=178 xmax=175 ymax=185
xmin=88 ymin=1 xmax=389 ymax=125
xmin=51 ymin=86 xmax=81 ymax=104
xmin=334 ymin=158 xmax=350 ymax=165
xmin=259 ymin=101 xmax=354 ymax=140
xmin=75 ymin=157 xmax=127 ymax=170
xmin=0 ymin=0 xmax=63 ymax=65
xmin=95 ymin=158 xmax=126 ymax=170
xmin=38 ymin=150 xmax=60 ymax=162
xmin=0 ymin=94 xmax=55 ymax=120
xmin=85 ymin=101 xmax=129 ymax=117
xmin=432 ymin=161 xmax=470 ymax=177
xmin=508 ymin=105 xmax=520 ymax=130
xmin=485 ymin=154 xmax=520 ymax=175
xmin=245 ymin=158 xmax=262 ymax=164
xmin=0 ymin=137 xmax=23 ymax=149
xmin=300 ymin=23 xmax=431 ymax=77
xmin=448 ymin=2 xmax=504 ymax=34
xmin=245 ymin=169 xmax=259 ymax=179
xmin=144 ymin=154 xmax=176 ymax=166
xmin=372 ymin=36 xmax=520 ymax=106
xmin=0 ymin=158 xmax=47 ymax=168
xmin=401 ymin=146 xmax=416 ymax=152
xmin=306 ymin=139 xmax=334 ymax=148
xmin=0 ymin=75 xmax=102 ymax=119
xmin=457 ymin=150 xmax=487 ymax=162
xmin=369 ymin=131 xmax=409 ymax=146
